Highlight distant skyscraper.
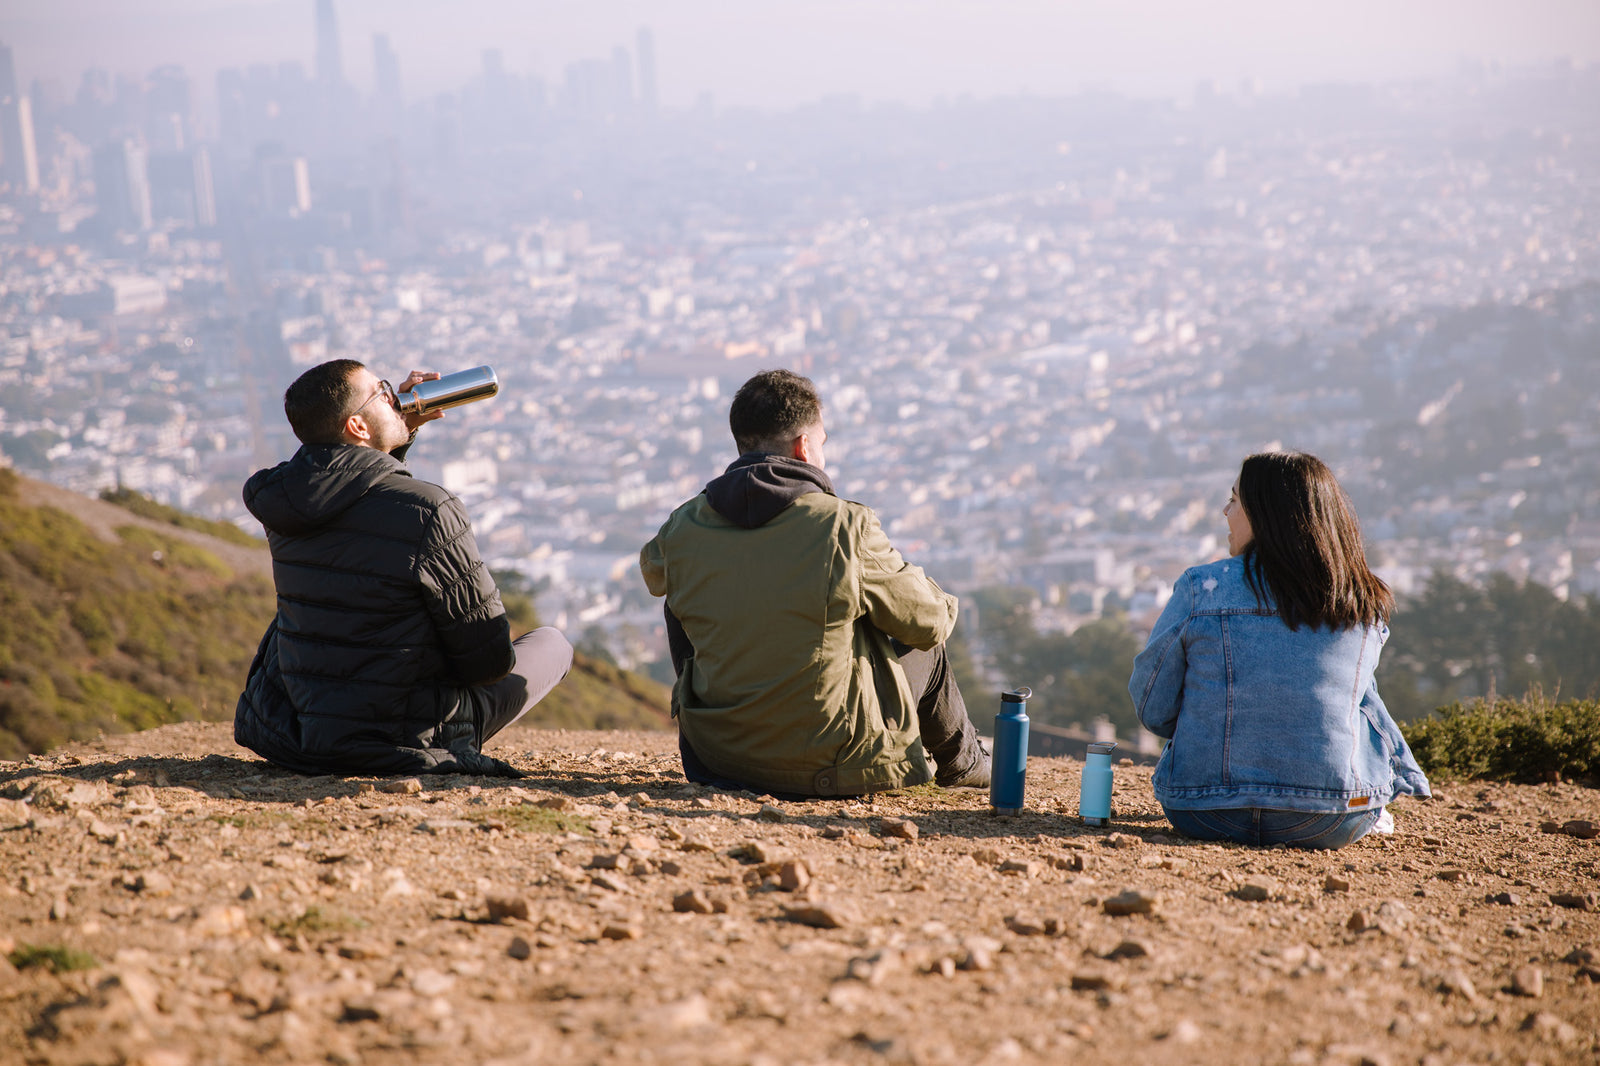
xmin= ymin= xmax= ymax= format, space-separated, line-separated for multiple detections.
xmin=611 ymin=46 xmax=634 ymax=113
xmin=373 ymin=32 xmax=403 ymax=132
xmin=93 ymin=140 xmax=153 ymax=232
xmin=149 ymin=147 xmax=216 ymax=228
xmin=0 ymin=43 xmax=40 ymax=192
xmin=144 ymin=65 xmax=192 ymax=151
xmin=635 ymin=27 xmax=658 ymax=114
xmin=315 ymin=0 xmax=343 ymax=87
xmin=258 ymin=150 xmax=311 ymax=216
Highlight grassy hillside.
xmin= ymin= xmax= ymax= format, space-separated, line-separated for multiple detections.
xmin=0 ymin=469 xmax=667 ymax=760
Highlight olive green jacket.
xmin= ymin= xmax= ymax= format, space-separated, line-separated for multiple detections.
xmin=640 ymin=485 xmax=958 ymax=796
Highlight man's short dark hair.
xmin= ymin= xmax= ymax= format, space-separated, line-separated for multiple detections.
xmin=284 ymin=359 xmax=366 ymax=445
xmin=728 ymin=369 xmax=822 ymax=454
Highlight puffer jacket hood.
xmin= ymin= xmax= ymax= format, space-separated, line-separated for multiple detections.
xmin=702 ymin=453 xmax=834 ymax=530
xmin=244 ymin=444 xmax=406 ymax=537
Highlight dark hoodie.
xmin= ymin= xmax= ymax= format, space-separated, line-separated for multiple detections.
xmin=702 ymin=452 xmax=835 ymax=529
xmin=234 ymin=443 xmax=513 ymax=774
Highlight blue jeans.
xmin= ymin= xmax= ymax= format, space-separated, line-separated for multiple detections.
xmin=1164 ymin=805 xmax=1381 ymax=850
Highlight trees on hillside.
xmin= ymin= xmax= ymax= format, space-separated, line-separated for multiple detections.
xmin=1380 ymin=572 xmax=1600 ymax=721
xmin=958 ymin=587 xmax=1144 ymax=737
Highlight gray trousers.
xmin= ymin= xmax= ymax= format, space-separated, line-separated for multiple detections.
xmin=474 ymin=627 xmax=574 ymax=748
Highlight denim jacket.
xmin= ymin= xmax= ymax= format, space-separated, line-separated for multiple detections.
xmin=1130 ymin=556 xmax=1431 ymax=813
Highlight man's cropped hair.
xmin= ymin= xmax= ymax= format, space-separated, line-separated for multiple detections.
xmin=729 ymin=369 xmax=822 ymax=455
xmin=285 ymin=358 xmax=366 ymax=445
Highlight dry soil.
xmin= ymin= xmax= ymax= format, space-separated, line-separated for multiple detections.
xmin=1 ymin=722 xmax=1596 ymax=1066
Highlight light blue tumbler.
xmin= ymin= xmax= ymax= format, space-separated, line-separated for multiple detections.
xmin=1079 ymin=740 xmax=1116 ymax=825
xmin=990 ymin=688 xmax=1031 ymax=815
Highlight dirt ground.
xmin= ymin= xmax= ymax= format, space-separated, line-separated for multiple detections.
xmin=1 ymin=721 xmax=1595 ymax=1066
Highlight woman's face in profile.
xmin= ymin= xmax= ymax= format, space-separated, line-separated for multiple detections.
xmin=1224 ymin=477 xmax=1253 ymax=556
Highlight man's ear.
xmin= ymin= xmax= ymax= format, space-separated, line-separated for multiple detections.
xmin=344 ymin=413 xmax=373 ymax=446
xmin=789 ymin=434 xmax=808 ymax=462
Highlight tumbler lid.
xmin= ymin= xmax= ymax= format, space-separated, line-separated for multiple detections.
xmin=1002 ymin=687 xmax=1032 ymax=703
xmin=1087 ymin=740 xmax=1117 ymax=755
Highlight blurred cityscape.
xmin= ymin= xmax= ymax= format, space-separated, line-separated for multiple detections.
xmin=1 ymin=4 xmax=1598 ymax=689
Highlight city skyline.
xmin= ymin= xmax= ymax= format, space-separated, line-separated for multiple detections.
xmin=4 ymin=0 xmax=1598 ymax=114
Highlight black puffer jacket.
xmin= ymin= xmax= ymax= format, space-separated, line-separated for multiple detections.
xmin=234 ymin=442 xmax=514 ymax=774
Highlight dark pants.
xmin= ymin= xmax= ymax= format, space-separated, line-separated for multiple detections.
xmin=473 ymin=627 xmax=574 ymax=748
xmin=666 ymin=608 xmax=982 ymax=795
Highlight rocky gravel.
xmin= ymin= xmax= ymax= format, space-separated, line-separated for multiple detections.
xmin=1 ymin=721 xmax=1596 ymax=1066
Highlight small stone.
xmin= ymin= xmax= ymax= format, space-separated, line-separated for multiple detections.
xmin=1005 ymin=914 xmax=1047 ymax=936
xmin=134 ymin=870 xmax=174 ymax=897
xmin=602 ymin=922 xmax=641 ymax=941
xmin=1510 ymin=966 xmax=1544 ymax=997
xmin=1438 ymin=969 xmax=1478 ymax=1002
xmin=193 ymin=905 xmax=247 ymax=938
xmin=845 ymin=948 xmax=901 ymax=985
xmin=642 ymin=994 xmax=713 ymax=1032
xmin=49 ymin=896 xmax=68 ymax=921
xmin=1560 ymin=946 xmax=1595 ymax=965
xmin=757 ymin=804 xmax=787 ymax=823
xmin=486 ymin=895 xmax=530 ymax=922
xmin=379 ymin=778 xmax=423 ymax=795
xmin=1232 ymin=878 xmax=1276 ymax=902
xmin=1070 ymin=971 xmax=1124 ymax=991
xmin=958 ymin=937 xmax=1001 ymax=972
xmin=588 ymin=853 xmax=624 ymax=870
xmin=624 ymin=835 xmax=659 ymax=854
xmin=999 ymin=859 xmax=1041 ymax=878
xmin=533 ymin=794 xmax=574 ymax=811
xmin=1550 ymin=891 xmax=1596 ymax=911
xmin=507 ymin=936 xmax=532 ymax=960
xmin=1347 ymin=910 xmax=1373 ymax=933
xmin=1104 ymin=939 xmax=1151 ymax=961
xmin=672 ymin=889 xmax=726 ymax=915
xmin=1560 ymin=819 xmax=1598 ymax=839
xmin=1105 ymin=833 xmax=1140 ymax=849
xmin=590 ymin=872 xmax=629 ymax=893
xmin=732 ymin=841 xmax=787 ymax=864
xmin=878 ymin=817 xmax=919 ymax=841
xmin=1102 ymin=890 xmax=1157 ymax=916
xmin=1488 ymin=891 xmax=1521 ymax=906
xmin=239 ymin=884 xmax=263 ymax=901
xmin=1436 ymin=869 xmax=1467 ymax=883
xmin=1324 ymin=875 xmax=1351 ymax=893
xmin=777 ymin=860 xmax=811 ymax=893
xmin=783 ymin=903 xmax=852 ymax=929
xmin=1162 ymin=1019 xmax=1202 ymax=1043
xmin=410 ymin=969 xmax=455 ymax=997
xmin=1520 ymin=1011 xmax=1580 ymax=1045
xmin=1068 ymin=853 xmax=1095 ymax=872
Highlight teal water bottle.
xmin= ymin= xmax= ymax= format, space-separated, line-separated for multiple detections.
xmin=1079 ymin=740 xmax=1116 ymax=825
xmin=990 ymin=688 xmax=1031 ymax=815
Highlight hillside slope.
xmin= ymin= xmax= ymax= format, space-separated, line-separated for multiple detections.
xmin=0 ymin=469 xmax=667 ymax=759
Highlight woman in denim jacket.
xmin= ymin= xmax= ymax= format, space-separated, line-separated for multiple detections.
xmin=1129 ymin=452 xmax=1430 ymax=849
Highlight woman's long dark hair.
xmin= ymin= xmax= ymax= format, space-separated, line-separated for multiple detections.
xmin=1237 ymin=452 xmax=1394 ymax=631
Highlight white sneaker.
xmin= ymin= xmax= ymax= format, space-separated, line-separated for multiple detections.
xmin=1372 ymin=807 xmax=1395 ymax=835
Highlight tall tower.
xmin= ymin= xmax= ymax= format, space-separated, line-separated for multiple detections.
xmin=635 ymin=27 xmax=657 ymax=115
xmin=93 ymin=140 xmax=153 ymax=232
xmin=0 ymin=42 xmax=40 ymax=192
xmin=373 ymin=33 xmax=402 ymax=118
xmin=315 ymin=0 xmax=343 ymax=87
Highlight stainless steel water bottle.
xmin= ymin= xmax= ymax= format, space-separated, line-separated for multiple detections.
xmin=990 ymin=687 xmax=1031 ymax=815
xmin=395 ymin=365 xmax=499 ymax=416
xmin=1079 ymin=740 xmax=1116 ymax=825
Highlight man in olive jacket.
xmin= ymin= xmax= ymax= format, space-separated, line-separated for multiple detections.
xmin=235 ymin=359 xmax=572 ymax=776
xmin=640 ymin=369 xmax=988 ymax=797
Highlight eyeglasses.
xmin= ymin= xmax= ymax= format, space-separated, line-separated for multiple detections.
xmin=351 ymin=379 xmax=397 ymax=418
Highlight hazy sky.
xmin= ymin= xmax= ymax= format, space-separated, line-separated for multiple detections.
xmin=4 ymin=0 xmax=1597 ymax=108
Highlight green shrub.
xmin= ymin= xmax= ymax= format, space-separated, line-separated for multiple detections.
xmin=8 ymin=943 xmax=99 ymax=973
xmin=1401 ymin=694 xmax=1600 ymax=783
